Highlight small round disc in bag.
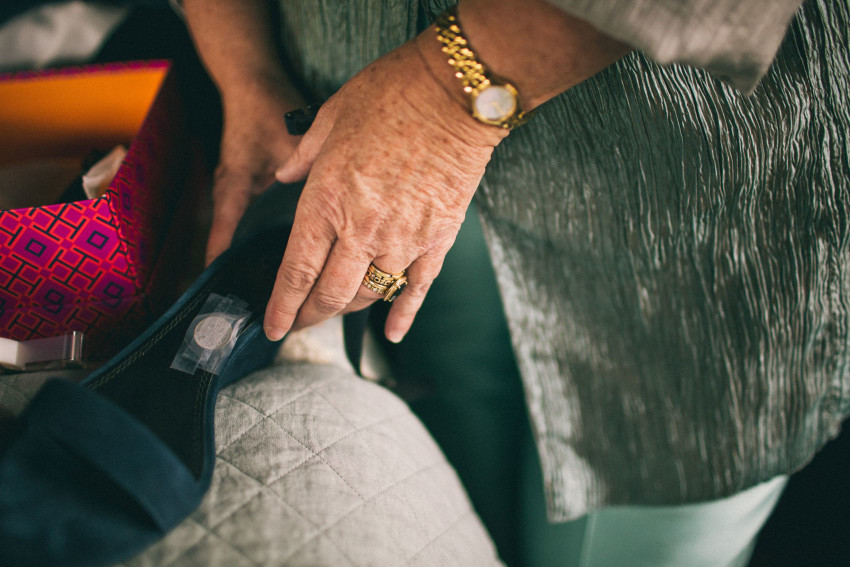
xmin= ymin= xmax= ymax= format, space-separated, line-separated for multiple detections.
xmin=193 ymin=315 xmax=234 ymax=350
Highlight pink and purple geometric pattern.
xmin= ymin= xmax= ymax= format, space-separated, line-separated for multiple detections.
xmin=0 ymin=197 xmax=141 ymax=348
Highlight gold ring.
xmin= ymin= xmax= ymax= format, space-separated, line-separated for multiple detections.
xmin=362 ymin=263 xmax=408 ymax=302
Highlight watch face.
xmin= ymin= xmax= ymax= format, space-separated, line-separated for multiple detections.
xmin=472 ymin=84 xmax=518 ymax=123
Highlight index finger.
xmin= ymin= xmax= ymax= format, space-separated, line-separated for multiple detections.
xmin=263 ymin=216 xmax=334 ymax=340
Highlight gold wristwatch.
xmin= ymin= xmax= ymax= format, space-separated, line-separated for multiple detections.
xmin=434 ymin=5 xmax=533 ymax=129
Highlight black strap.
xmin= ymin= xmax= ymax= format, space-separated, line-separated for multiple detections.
xmin=284 ymin=103 xmax=322 ymax=136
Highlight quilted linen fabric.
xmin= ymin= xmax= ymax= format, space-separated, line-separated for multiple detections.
xmin=0 ymin=361 xmax=502 ymax=566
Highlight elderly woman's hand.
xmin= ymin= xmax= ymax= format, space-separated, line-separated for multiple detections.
xmin=264 ymin=39 xmax=507 ymax=343
xmin=261 ymin=0 xmax=630 ymax=343
xmin=182 ymin=0 xmax=626 ymax=343
xmin=182 ymin=0 xmax=308 ymax=265
xmin=205 ymin=80 xmax=305 ymax=265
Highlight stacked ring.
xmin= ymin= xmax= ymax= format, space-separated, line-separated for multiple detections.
xmin=362 ymin=263 xmax=408 ymax=302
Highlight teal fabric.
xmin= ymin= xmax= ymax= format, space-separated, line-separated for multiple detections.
xmin=377 ymin=202 xmax=530 ymax=565
xmin=376 ymin=202 xmax=599 ymax=565
xmin=380 ymin=203 xmax=788 ymax=566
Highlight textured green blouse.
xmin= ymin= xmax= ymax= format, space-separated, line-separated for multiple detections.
xmin=274 ymin=0 xmax=850 ymax=521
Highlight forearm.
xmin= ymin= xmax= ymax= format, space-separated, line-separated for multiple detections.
xmin=416 ymin=0 xmax=631 ymax=114
xmin=182 ymin=0 xmax=303 ymax=109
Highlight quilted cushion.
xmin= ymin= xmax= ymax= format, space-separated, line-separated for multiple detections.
xmin=0 ymin=355 xmax=501 ymax=566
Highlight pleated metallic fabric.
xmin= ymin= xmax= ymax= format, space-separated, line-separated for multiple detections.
xmin=544 ymin=0 xmax=804 ymax=93
xmin=274 ymin=0 xmax=850 ymax=521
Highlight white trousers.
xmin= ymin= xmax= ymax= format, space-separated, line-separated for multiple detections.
xmin=522 ymin=471 xmax=787 ymax=567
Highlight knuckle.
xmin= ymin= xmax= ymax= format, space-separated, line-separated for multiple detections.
xmin=310 ymin=289 xmax=349 ymax=315
xmin=400 ymin=280 xmax=431 ymax=300
xmin=212 ymin=162 xmax=232 ymax=184
xmin=266 ymin=301 xmax=297 ymax=322
xmin=279 ymin=263 xmax=320 ymax=293
xmin=213 ymin=163 xmax=272 ymax=196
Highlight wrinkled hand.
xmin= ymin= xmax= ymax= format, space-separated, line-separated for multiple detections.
xmin=205 ymin=80 xmax=304 ymax=264
xmin=265 ymin=40 xmax=506 ymax=343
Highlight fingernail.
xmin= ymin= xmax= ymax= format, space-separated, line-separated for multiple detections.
xmin=274 ymin=166 xmax=291 ymax=182
xmin=386 ymin=329 xmax=405 ymax=344
xmin=265 ymin=327 xmax=287 ymax=342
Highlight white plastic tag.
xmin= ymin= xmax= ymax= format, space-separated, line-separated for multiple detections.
xmin=0 ymin=332 xmax=85 ymax=372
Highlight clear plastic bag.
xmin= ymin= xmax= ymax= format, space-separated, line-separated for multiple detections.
xmin=170 ymin=293 xmax=251 ymax=376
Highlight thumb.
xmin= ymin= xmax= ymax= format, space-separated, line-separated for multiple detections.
xmin=275 ymin=108 xmax=333 ymax=183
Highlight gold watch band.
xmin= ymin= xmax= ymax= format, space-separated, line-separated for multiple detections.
xmin=434 ymin=5 xmax=534 ymax=129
